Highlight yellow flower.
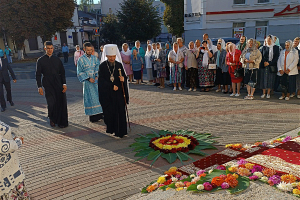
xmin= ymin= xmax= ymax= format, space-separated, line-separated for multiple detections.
xmin=169 ymin=167 xmax=177 ymax=172
xmin=152 ymin=136 xmax=191 ymax=150
xmin=245 ymin=163 xmax=254 ymax=170
xmin=225 ymin=144 xmax=233 ymax=148
xmin=293 ymin=189 xmax=300 ymax=195
xmin=157 ymin=176 xmax=166 ymax=184
xmin=228 ymin=167 xmax=238 ymax=173
xmin=291 ymin=182 xmax=298 ymax=187
xmin=232 ymin=174 xmax=239 ymax=179
xmin=176 ymin=187 xmax=184 ymax=191
xmin=166 ymin=188 xmax=172 ymax=191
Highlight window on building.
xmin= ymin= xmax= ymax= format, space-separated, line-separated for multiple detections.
xmin=232 ymin=22 xmax=245 ymax=38
xmin=161 ymin=7 xmax=165 ymax=13
xmin=233 ymin=0 xmax=246 ymax=4
xmin=156 ymin=7 xmax=159 ymax=12
xmin=255 ymin=21 xmax=268 ymax=41
xmin=258 ymin=0 xmax=270 ymax=3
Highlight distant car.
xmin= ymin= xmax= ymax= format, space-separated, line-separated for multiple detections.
xmin=211 ymin=38 xmax=240 ymax=46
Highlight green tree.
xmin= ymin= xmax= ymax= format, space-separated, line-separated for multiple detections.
xmin=101 ymin=14 xmax=122 ymax=44
xmin=117 ymin=0 xmax=161 ymax=41
xmin=78 ymin=0 xmax=93 ymax=11
xmin=161 ymin=0 xmax=184 ymax=37
xmin=0 ymin=0 xmax=75 ymax=59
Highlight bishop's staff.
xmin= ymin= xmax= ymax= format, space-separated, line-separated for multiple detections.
xmin=118 ymin=68 xmax=131 ymax=131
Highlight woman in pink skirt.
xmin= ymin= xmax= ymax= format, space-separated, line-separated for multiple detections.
xmin=121 ymin=43 xmax=133 ymax=83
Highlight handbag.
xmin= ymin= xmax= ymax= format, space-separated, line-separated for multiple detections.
xmin=247 ymin=69 xmax=257 ymax=88
xmin=208 ymin=64 xmax=216 ymax=69
xmin=208 ymin=57 xmax=216 ymax=69
xmin=269 ymin=65 xmax=277 ymax=73
xmin=234 ymin=67 xmax=244 ymax=78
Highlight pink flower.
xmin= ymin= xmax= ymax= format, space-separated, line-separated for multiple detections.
xmin=196 ymin=170 xmax=206 ymax=176
xmin=175 ymin=174 xmax=181 ymax=179
xmin=237 ymin=159 xmax=248 ymax=165
xmin=221 ymin=182 xmax=230 ymax=189
xmin=249 ymin=175 xmax=259 ymax=180
xmin=216 ymin=165 xmax=226 ymax=170
xmin=159 ymin=184 xmax=164 ymax=187
xmin=282 ymin=136 xmax=292 ymax=143
xmin=180 ymin=175 xmax=188 ymax=180
xmin=203 ymin=182 xmax=213 ymax=191
xmin=219 ymin=174 xmax=227 ymax=180
xmin=269 ymin=175 xmax=281 ymax=185
xmin=251 ymin=165 xmax=263 ymax=173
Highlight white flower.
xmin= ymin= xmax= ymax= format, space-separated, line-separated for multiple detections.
xmin=277 ymin=182 xmax=293 ymax=192
xmin=197 ymin=184 xmax=204 ymax=190
xmin=163 ymin=174 xmax=169 ymax=177
xmin=253 ymin=172 xmax=263 ymax=178
xmin=171 ymin=177 xmax=178 ymax=182
xmin=243 ymin=144 xmax=252 ymax=149
xmin=231 ymin=164 xmax=239 ymax=168
xmin=190 ymin=174 xmax=196 ymax=178
xmin=208 ymin=169 xmax=213 ymax=174
xmin=260 ymin=176 xmax=268 ymax=182
xmin=192 ymin=177 xmax=200 ymax=183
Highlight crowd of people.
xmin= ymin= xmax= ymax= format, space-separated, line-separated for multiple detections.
xmin=79 ymin=34 xmax=298 ymax=100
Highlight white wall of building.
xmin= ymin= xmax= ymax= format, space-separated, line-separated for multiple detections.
xmin=184 ymin=0 xmax=300 ymax=45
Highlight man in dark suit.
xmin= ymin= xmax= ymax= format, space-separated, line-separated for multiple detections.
xmin=0 ymin=56 xmax=16 ymax=112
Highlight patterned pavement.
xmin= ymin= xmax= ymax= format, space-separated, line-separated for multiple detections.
xmin=1 ymin=77 xmax=299 ymax=200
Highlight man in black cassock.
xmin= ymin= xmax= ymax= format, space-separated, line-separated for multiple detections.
xmin=98 ymin=44 xmax=129 ymax=138
xmin=36 ymin=41 xmax=68 ymax=128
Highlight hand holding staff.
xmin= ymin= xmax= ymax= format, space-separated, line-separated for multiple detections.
xmin=118 ymin=68 xmax=131 ymax=131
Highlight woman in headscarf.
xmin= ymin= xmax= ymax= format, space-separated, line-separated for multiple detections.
xmin=130 ymin=49 xmax=144 ymax=84
xmin=237 ymin=36 xmax=247 ymax=52
xmin=197 ymin=40 xmax=214 ymax=92
xmin=214 ymin=39 xmax=228 ymax=93
xmin=169 ymin=42 xmax=184 ymax=91
xmin=151 ymin=43 xmax=159 ymax=86
xmin=121 ymin=43 xmax=133 ymax=83
xmin=145 ymin=44 xmax=154 ymax=84
xmin=240 ymin=38 xmax=262 ymax=100
xmin=185 ymin=41 xmax=198 ymax=91
xmin=74 ymin=45 xmax=84 ymax=67
xmin=259 ymin=35 xmax=280 ymax=99
xmin=227 ymin=43 xmax=242 ymax=96
xmin=155 ymin=43 xmax=167 ymax=88
xmin=165 ymin=43 xmax=171 ymax=81
xmin=277 ymin=40 xmax=299 ymax=100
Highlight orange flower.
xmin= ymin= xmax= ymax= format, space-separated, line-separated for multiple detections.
xmin=281 ymin=174 xmax=297 ymax=183
xmin=254 ymin=142 xmax=262 ymax=146
xmin=262 ymin=168 xmax=276 ymax=177
xmin=297 ymin=185 xmax=300 ymax=190
xmin=225 ymin=174 xmax=239 ymax=188
xmin=199 ymin=173 xmax=206 ymax=178
xmin=240 ymin=148 xmax=247 ymax=151
xmin=146 ymin=185 xmax=156 ymax=192
xmin=238 ymin=168 xmax=251 ymax=176
xmin=211 ymin=176 xmax=225 ymax=187
xmin=232 ymin=144 xmax=242 ymax=149
xmin=228 ymin=167 xmax=238 ymax=173
xmin=185 ymin=182 xmax=192 ymax=187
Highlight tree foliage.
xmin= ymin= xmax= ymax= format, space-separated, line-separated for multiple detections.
xmin=101 ymin=14 xmax=122 ymax=44
xmin=117 ymin=0 xmax=161 ymax=41
xmin=0 ymin=0 xmax=75 ymax=49
xmin=78 ymin=0 xmax=93 ymax=11
xmin=161 ymin=0 xmax=184 ymax=37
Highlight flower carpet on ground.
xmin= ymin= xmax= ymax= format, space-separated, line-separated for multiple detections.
xmin=129 ymin=130 xmax=217 ymax=166
xmin=141 ymin=135 xmax=300 ymax=198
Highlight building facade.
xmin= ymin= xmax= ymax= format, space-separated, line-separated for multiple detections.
xmin=184 ymin=0 xmax=300 ymax=45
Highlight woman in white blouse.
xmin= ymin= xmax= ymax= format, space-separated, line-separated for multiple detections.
xmin=277 ymin=40 xmax=299 ymax=100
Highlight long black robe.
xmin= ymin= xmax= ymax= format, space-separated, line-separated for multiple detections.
xmin=98 ymin=61 xmax=129 ymax=137
xmin=36 ymin=54 xmax=68 ymax=127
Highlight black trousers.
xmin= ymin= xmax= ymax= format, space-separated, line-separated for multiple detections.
xmin=0 ymin=80 xmax=12 ymax=108
xmin=89 ymin=113 xmax=104 ymax=122
xmin=63 ymin=52 xmax=68 ymax=63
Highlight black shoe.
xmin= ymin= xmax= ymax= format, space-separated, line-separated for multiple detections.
xmin=154 ymin=83 xmax=160 ymax=86
xmin=9 ymin=101 xmax=14 ymax=106
xmin=58 ymin=125 xmax=67 ymax=128
xmin=1 ymin=107 xmax=5 ymax=112
xmin=223 ymin=91 xmax=228 ymax=94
